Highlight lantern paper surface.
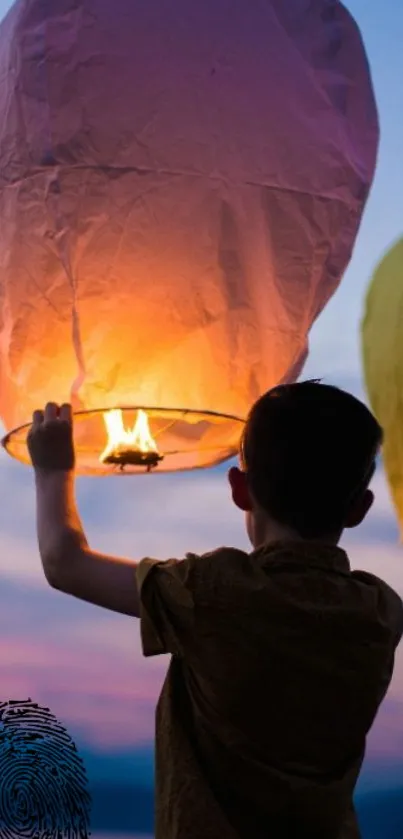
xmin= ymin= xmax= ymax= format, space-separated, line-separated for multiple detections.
xmin=362 ymin=238 xmax=403 ymax=533
xmin=0 ymin=0 xmax=378 ymax=473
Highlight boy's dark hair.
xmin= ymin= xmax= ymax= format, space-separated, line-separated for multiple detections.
xmin=241 ymin=380 xmax=383 ymax=539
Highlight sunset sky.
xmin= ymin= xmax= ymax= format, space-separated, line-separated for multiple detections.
xmin=0 ymin=0 xmax=402 ymax=835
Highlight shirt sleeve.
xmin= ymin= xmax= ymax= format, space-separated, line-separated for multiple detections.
xmin=387 ymin=588 xmax=403 ymax=647
xmin=376 ymin=576 xmax=403 ymax=647
xmin=136 ymin=555 xmax=198 ymax=657
xmin=353 ymin=570 xmax=403 ymax=647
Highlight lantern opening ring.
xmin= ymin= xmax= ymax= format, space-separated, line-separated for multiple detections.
xmin=1 ymin=405 xmax=245 ymax=476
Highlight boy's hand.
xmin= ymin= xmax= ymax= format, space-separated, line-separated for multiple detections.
xmin=27 ymin=402 xmax=75 ymax=472
xmin=28 ymin=401 xmax=141 ymax=617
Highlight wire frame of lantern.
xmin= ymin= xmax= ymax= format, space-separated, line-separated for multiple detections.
xmin=1 ymin=406 xmax=245 ymax=476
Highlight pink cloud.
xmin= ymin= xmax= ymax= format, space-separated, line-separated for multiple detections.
xmin=0 ymin=632 xmax=164 ymax=746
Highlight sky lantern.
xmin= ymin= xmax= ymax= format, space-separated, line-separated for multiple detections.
xmin=362 ymin=238 xmax=403 ymax=533
xmin=0 ymin=0 xmax=378 ymax=476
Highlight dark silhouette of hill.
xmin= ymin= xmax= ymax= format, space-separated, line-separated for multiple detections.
xmin=90 ymin=782 xmax=403 ymax=837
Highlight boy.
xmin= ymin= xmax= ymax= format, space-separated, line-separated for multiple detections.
xmin=28 ymin=381 xmax=403 ymax=839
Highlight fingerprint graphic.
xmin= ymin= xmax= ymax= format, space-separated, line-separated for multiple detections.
xmin=0 ymin=699 xmax=91 ymax=838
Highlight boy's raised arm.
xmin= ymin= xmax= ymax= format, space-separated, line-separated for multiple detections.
xmin=29 ymin=403 xmax=141 ymax=617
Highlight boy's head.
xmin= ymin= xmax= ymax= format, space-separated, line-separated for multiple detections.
xmin=229 ymin=381 xmax=382 ymax=545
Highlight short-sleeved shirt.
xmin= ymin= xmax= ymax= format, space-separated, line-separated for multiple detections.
xmin=136 ymin=542 xmax=403 ymax=839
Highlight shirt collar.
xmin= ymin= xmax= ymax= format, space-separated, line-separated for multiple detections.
xmin=254 ymin=541 xmax=351 ymax=575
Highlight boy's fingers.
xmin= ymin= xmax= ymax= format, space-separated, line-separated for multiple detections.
xmin=59 ymin=403 xmax=73 ymax=424
xmin=44 ymin=402 xmax=59 ymax=423
xmin=31 ymin=409 xmax=44 ymax=429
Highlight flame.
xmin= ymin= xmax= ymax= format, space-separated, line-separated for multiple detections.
xmin=100 ymin=408 xmax=159 ymax=462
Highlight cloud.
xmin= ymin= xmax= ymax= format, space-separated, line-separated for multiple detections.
xmin=0 ymin=563 xmax=165 ymax=747
xmin=0 ymin=451 xmax=248 ymax=584
xmin=0 ymin=585 xmax=164 ymax=747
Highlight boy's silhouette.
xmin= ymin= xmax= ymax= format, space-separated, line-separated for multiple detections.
xmin=28 ymin=381 xmax=403 ymax=838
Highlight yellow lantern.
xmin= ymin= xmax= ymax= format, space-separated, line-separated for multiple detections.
xmin=362 ymin=238 xmax=403 ymax=531
xmin=0 ymin=0 xmax=378 ymax=475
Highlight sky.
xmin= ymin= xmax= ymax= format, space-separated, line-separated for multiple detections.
xmin=0 ymin=0 xmax=402 ymax=836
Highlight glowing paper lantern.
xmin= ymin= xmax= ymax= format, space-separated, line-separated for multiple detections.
xmin=0 ymin=0 xmax=378 ymax=475
xmin=362 ymin=238 xmax=403 ymax=532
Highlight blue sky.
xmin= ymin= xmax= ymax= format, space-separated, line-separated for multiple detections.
xmin=0 ymin=0 xmax=402 ymax=834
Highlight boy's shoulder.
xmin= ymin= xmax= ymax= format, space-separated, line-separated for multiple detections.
xmin=350 ymin=567 xmax=403 ymax=644
xmin=185 ymin=545 xmax=403 ymax=646
xmin=186 ymin=546 xmax=247 ymax=564
xmin=183 ymin=546 xmax=248 ymax=581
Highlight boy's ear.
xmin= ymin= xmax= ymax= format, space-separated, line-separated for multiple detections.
xmin=344 ymin=488 xmax=374 ymax=529
xmin=228 ymin=466 xmax=253 ymax=512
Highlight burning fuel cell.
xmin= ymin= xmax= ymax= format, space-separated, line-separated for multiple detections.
xmin=100 ymin=410 xmax=164 ymax=470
